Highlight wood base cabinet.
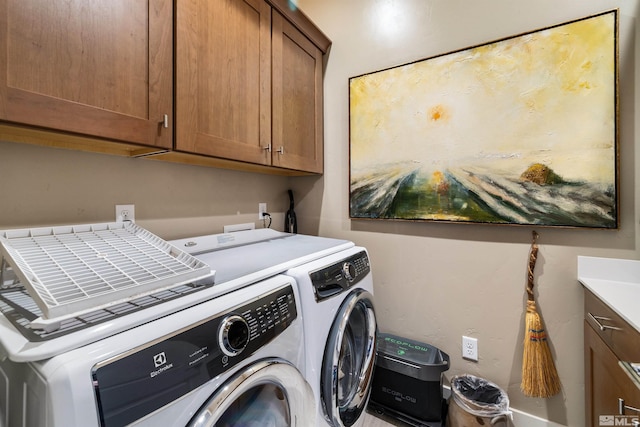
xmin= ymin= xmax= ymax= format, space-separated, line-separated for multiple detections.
xmin=0 ymin=0 xmax=173 ymax=149
xmin=585 ymin=290 xmax=640 ymax=427
xmin=175 ymin=0 xmax=326 ymax=174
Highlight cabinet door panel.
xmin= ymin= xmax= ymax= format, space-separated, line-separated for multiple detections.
xmin=271 ymin=11 xmax=323 ymax=173
xmin=0 ymin=0 xmax=172 ymax=148
xmin=585 ymin=322 xmax=640 ymax=427
xmin=176 ymin=0 xmax=271 ymax=165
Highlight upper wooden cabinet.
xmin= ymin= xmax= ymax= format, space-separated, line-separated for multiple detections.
xmin=0 ymin=0 xmax=173 ymax=149
xmin=175 ymin=0 xmax=271 ymax=166
xmin=0 ymin=0 xmax=328 ymax=174
xmin=271 ymin=12 xmax=323 ymax=173
xmin=175 ymin=0 xmax=326 ymax=174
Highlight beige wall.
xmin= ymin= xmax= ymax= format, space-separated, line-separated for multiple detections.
xmin=0 ymin=1 xmax=638 ymax=425
xmin=293 ymin=0 xmax=640 ymax=425
xmin=0 ymin=141 xmax=292 ymax=238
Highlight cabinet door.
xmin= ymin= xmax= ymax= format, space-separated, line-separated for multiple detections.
xmin=0 ymin=0 xmax=173 ymax=148
xmin=271 ymin=11 xmax=324 ymax=173
xmin=585 ymin=322 xmax=640 ymax=427
xmin=175 ymin=0 xmax=272 ymax=165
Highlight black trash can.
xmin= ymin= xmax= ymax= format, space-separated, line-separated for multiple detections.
xmin=369 ymin=333 xmax=450 ymax=426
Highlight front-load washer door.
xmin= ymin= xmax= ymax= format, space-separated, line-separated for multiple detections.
xmin=321 ymin=289 xmax=377 ymax=427
xmin=188 ymin=358 xmax=315 ymax=427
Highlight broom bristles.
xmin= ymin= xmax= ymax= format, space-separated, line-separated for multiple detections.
xmin=521 ymin=300 xmax=561 ymax=397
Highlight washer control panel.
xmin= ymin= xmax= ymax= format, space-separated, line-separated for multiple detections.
xmin=92 ymin=284 xmax=297 ymax=427
xmin=310 ymin=251 xmax=370 ymax=301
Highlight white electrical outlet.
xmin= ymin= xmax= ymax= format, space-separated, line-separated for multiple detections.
xmin=462 ymin=336 xmax=478 ymax=361
xmin=115 ymin=204 xmax=135 ymax=222
xmin=258 ymin=203 xmax=267 ymax=219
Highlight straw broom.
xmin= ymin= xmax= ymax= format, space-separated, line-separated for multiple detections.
xmin=521 ymin=231 xmax=561 ymax=398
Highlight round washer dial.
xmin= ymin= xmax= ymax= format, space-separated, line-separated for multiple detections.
xmin=342 ymin=262 xmax=356 ymax=282
xmin=218 ymin=314 xmax=250 ymax=357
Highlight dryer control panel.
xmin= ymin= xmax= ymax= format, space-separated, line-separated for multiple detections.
xmin=91 ymin=284 xmax=297 ymax=427
xmin=310 ymin=250 xmax=370 ymax=301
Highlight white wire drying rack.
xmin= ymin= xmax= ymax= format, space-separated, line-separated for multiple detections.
xmin=0 ymin=222 xmax=213 ymax=321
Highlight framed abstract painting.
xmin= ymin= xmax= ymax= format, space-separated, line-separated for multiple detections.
xmin=349 ymin=10 xmax=618 ymax=228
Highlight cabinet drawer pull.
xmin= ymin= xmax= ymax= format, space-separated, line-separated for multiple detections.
xmin=588 ymin=313 xmax=623 ymax=331
xmin=619 ymin=398 xmax=640 ymax=415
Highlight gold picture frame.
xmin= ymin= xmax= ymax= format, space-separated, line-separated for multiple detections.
xmin=349 ymin=10 xmax=619 ymax=228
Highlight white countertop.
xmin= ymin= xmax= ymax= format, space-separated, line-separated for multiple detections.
xmin=578 ymin=256 xmax=640 ymax=333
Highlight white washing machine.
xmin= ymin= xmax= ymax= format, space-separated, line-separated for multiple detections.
xmin=0 ymin=276 xmax=314 ymax=427
xmin=286 ymin=247 xmax=377 ymax=427
xmin=0 ymin=225 xmax=358 ymax=427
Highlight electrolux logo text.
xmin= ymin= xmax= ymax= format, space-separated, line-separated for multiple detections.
xmin=599 ymin=415 xmax=640 ymax=426
xmin=150 ymin=351 xmax=174 ymax=378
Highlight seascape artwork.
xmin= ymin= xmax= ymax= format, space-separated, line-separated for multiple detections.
xmin=349 ymin=10 xmax=618 ymax=228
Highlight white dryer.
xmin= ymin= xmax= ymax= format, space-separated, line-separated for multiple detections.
xmin=286 ymin=246 xmax=377 ymax=427
xmin=171 ymin=229 xmax=377 ymax=427
xmin=172 ymin=229 xmax=377 ymax=427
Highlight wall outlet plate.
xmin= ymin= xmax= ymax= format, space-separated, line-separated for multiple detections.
xmin=259 ymin=203 xmax=267 ymax=219
xmin=115 ymin=204 xmax=135 ymax=222
xmin=462 ymin=336 xmax=478 ymax=361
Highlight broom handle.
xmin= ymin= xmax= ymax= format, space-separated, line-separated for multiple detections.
xmin=527 ymin=231 xmax=539 ymax=302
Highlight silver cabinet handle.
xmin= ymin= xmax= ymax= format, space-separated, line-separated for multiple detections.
xmin=263 ymin=144 xmax=272 ymax=153
xmin=619 ymin=398 xmax=640 ymax=415
xmin=588 ymin=313 xmax=623 ymax=331
xmin=276 ymin=146 xmax=284 ymax=155
xmin=161 ymin=114 xmax=169 ymax=128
